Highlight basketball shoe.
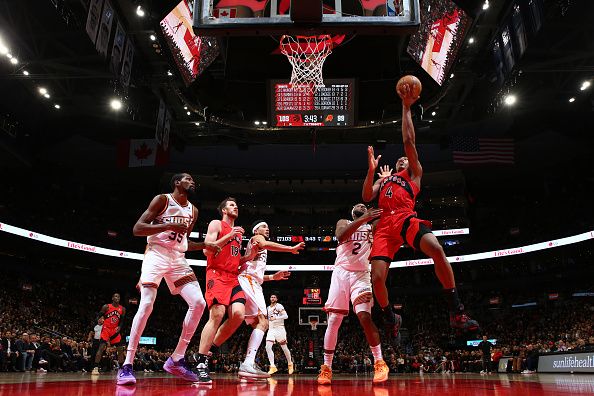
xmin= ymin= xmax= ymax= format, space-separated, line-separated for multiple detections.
xmin=317 ymin=364 xmax=332 ymax=385
xmin=373 ymin=359 xmax=389 ymax=383
xmin=164 ymin=357 xmax=199 ymax=382
xmin=116 ymin=364 xmax=136 ymax=385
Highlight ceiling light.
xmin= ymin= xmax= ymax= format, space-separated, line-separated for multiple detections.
xmin=186 ymin=111 xmax=191 ymax=116
xmin=482 ymin=1 xmax=490 ymax=10
xmin=431 ymin=111 xmax=436 ymax=116
xmin=262 ymin=121 xmax=267 ymax=125
xmin=6 ymin=53 xmax=12 ymax=59
xmin=167 ymin=70 xmax=173 ymax=76
xmin=194 ymin=122 xmax=201 ymax=126
xmin=136 ymin=6 xmax=145 ymax=17
xmin=43 ymin=93 xmax=50 ymax=99
xmin=183 ymin=106 xmax=188 ymax=110
xmin=149 ymin=34 xmax=156 ymax=41
xmin=38 ymin=87 xmax=47 ymax=95
xmin=428 ymin=120 xmax=433 ymax=123
xmin=468 ymin=37 xmax=475 ymax=44
xmin=110 ymin=98 xmax=123 ymax=110
xmin=22 ymin=70 xmax=29 ymax=76
xmin=580 ymin=81 xmax=591 ymax=91
xmin=568 ymin=97 xmax=575 ymax=103
xmin=0 ymin=45 xmax=8 ymax=55
xmin=370 ymin=120 xmax=375 ymax=124
xmin=10 ymin=57 xmax=17 ymax=64
xmin=450 ymin=73 xmax=454 ymax=78
xmin=504 ymin=94 xmax=517 ymax=106
xmin=54 ymin=104 xmax=61 ymax=109
xmin=254 ymin=121 xmax=260 ymax=125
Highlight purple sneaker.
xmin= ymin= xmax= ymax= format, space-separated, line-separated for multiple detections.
xmin=116 ymin=364 xmax=136 ymax=386
xmin=164 ymin=357 xmax=199 ymax=382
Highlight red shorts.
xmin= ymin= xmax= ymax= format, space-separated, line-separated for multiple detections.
xmin=100 ymin=326 xmax=121 ymax=345
xmin=205 ymin=269 xmax=246 ymax=308
xmin=369 ymin=215 xmax=432 ymax=263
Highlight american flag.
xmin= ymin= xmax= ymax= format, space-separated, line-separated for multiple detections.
xmin=452 ymin=137 xmax=514 ymax=165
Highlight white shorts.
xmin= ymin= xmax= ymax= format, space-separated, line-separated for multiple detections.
xmin=324 ymin=266 xmax=373 ymax=315
xmin=140 ymin=243 xmax=199 ymax=295
xmin=266 ymin=327 xmax=288 ymax=343
xmin=238 ymin=275 xmax=267 ymax=318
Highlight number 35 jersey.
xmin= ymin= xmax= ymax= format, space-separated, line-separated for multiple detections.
xmin=147 ymin=194 xmax=193 ymax=253
xmin=334 ymin=222 xmax=372 ymax=271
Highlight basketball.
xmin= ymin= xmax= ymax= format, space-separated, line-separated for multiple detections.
xmin=396 ymin=75 xmax=422 ymax=99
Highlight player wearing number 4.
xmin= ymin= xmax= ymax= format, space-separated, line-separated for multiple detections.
xmin=318 ymin=204 xmax=389 ymax=384
xmin=237 ymin=221 xmax=304 ymax=379
xmin=362 ymin=79 xmax=479 ymax=337
xmin=117 ymin=173 xmax=221 ymax=386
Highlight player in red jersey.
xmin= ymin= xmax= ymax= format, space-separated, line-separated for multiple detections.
xmin=92 ymin=293 xmax=125 ymax=374
xmin=194 ymin=197 xmax=258 ymax=384
xmin=362 ymin=82 xmax=479 ymax=336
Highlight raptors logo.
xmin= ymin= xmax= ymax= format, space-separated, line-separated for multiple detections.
xmin=207 ymin=279 xmax=215 ymax=289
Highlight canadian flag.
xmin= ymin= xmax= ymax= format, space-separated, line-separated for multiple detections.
xmin=213 ymin=8 xmax=237 ymax=18
xmin=117 ymin=139 xmax=169 ymax=168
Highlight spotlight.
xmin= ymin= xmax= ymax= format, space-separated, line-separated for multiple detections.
xmin=468 ymin=37 xmax=475 ymax=44
xmin=262 ymin=121 xmax=268 ymax=125
xmin=450 ymin=73 xmax=454 ymax=78
xmin=167 ymin=70 xmax=173 ymax=76
xmin=482 ymin=1 xmax=490 ymax=10
xmin=194 ymin=122 xmax=201 ymax=126
xmin=254 ymin=121 xmax=260 ymax=125
xmin=136 ymin=6 xmax=145 ymax=17
xmin=580 ymin=81 xmax=591 ymax=91
xmin=43 ymin=93 xmax=50 ymax=99
xmin=22 ymin=70 xmax=29 ymax=76
xmin=186 ymin=111 xmax=191 ymax=116
xmin=149 ymin=34 xmax=156 ymax=41
xmin=568 ymin=97 xmax=575 ymax=103
xmin=0 ymin=45 xmax=8 ymax=55
xmin=428 ymin=120 xmax=433 ymax=123
xmin=504 ymin=94 xmax=517 ymax=106
xmin=38 ymin=87 xmax=47 ymax=95
xmin=10 ymin=57 xmax=18 ymax=64
xmin=431 ymin=111 xmax=436 ymax=116
xmin=110 ymin=98 xmax=123 ymax=110
xmin=370 ymin=120 xmax=375 ymax=124
xmin=54 ymin=104 xmax=61 ymax=109
xmin=6 ymin=53 xmax=12 ymax=59
xmin=183 ymin=106 xmax=188 ymax=110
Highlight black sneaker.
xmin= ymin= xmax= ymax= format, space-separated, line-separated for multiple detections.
xmin=195 ymin=361 xmax=212 ymax=384
xmin=383 ymin=307 xmax=402 ymax=339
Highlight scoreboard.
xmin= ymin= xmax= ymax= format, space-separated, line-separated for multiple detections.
xmin=270 ymin=79 xmax=356 ymax=127
xmin=303 ymin=288 xmax=322 ymax=305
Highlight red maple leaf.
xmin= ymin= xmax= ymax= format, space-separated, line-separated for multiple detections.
xmin=134 ymin=143 xmax=153 ymax=160
xmin=220 ymin=10 xmax=229 ymax=16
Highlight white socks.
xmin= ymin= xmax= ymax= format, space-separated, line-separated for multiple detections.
xmin=171 ymin=282 xmax=206 ymax=362
xmin=370 ymin=344 xmax=383 ymax=362
xmin=280 ymin=344 xmax=292 ymax=364
xmin=266 ymin=341 xmax=275 ymax=366
xmin=324 ymin=352 xmax=334 ymax=367
xmin=124 ymin=286 xmax=157 ymax=365
xmin=244 ymin=328 xmax=265 ymax=365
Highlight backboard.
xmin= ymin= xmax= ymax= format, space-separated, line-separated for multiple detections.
xmin=192 ymin=0 xmax=420 ymax=35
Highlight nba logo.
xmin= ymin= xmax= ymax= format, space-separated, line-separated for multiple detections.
xmin=387 ymin=0 xmax=404 ymax=16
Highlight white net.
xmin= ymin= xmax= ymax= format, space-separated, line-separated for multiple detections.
xmin=279 ymin=35 xmax=334 ymax=94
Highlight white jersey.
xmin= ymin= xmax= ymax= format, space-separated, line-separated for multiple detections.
xmin=267 ymin=303 xmax=287 ymax=329
xmin=334 ymin=222 xmax=372 ymax=271
xmin=240 ymin=237 xmax=268 ymax=284
xmin=147 ymin=194 xmax=194 ymax=253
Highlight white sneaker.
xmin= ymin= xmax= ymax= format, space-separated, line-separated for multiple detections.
xmin=92 ymin=367 xmax=100 ymax=375
xmin=39 ymin=359 xmax=48 ymax=365
xmin=38 ymin=368 xmax=47 ymax=373
xmin=238 ymin=362 xmax=270 ymax=379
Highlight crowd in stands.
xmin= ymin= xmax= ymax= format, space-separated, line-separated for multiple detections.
xmin=1 ymin=263 xmax=592 ymax=375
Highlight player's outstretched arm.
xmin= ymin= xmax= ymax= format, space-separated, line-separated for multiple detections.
xmin=263 ymin=271 xmax=291 ymax=282
xmin=187 ymin=207 xmax=222 ymax=253
xmin=253 ymin=234 xmax=305 ymax=254
xmin=362 ymin=146 xmax=382 ymax=202
xmin=335 ymin=208 xmax=383 ymax=243
xmin=399 ymin=85 xmax=423 ymax=179
xmin=133 ymin=195 xmax=187 ymax=237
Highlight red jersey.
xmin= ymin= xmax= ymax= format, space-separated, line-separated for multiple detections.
xmin=103 ymin=304 xmax=123 ymax=329
xmin=207 ymin=220 xmax=242 ymax=274
xmin=378 ymin=169 xmax=420 ymax=222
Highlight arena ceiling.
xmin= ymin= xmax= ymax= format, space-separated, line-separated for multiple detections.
xmin=0 ymin=0 xmax=593 ymax=164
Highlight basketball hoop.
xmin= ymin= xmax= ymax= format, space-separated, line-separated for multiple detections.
xmin=309 ymin=318 xmax=319 ymax=330
xmin=279 ymin=35 xmax=334 ymax=94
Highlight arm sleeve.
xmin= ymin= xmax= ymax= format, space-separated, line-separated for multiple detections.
xmin=277 ymin=304 xmax=288 ymax=320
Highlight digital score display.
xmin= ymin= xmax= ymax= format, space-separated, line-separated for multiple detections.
xmin=270 ymin=79 xmax=355 ymax=127
xmin=303 ymin=288 xmax=322 ymax=305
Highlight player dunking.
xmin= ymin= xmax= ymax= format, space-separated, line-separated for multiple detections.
xmin=265 ymin=293 xmax=293 ymax=375
xmin=318 ymin=204 xmax=389 ymax=384
xmin=237 ymin=221 xmax=304 ymax=379
xmin=195 ymin=197 xmax=258 ymax=384
xmin=362 ymin=82 xmax=479 ymax=335
xmin=92 ymin=293 xmax=125 ymax=374
xmin=117 ymin=173 xmax=220 ymax=386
